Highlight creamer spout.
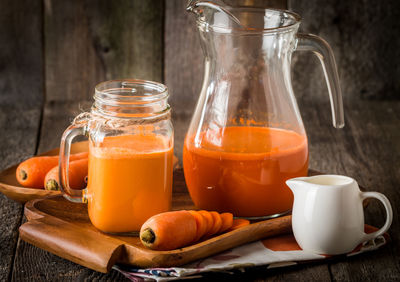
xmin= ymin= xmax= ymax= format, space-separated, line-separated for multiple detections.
xmin=286 ymin=177 xmax=309 ymax=195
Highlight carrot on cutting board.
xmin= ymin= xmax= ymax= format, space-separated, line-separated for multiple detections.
xmin=16 ymin=152 xmax=88 ymax=189
xmin=140 ymin=210 xmax=197 ymax=250
xmin=198 ymin=210 xmax=214 ymax=238
xmin=140 ymin=210 xmax=236 ymax=250
xmin=208 ymin=211 xmax=222 ymax=237
xmin=188 ymin=211 xmax=208 ymax=242
xmin=219 ymin=213 xmax=234 ymax=233
xmin=229 ymin=218 xmax=250 ymax=231
xmin=44 ymin=158 xmax=88 ymax=191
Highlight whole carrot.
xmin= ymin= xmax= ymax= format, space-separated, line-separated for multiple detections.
xmin=16 ymin=152 xmax=88 ymax=189
xmin=140 ymin=210 xmax=197 ymax=250
xmin=44 ymin=158 xmax=88 ymax=191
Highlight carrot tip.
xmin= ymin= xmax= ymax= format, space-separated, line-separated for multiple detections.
xmin=45 ymin=179 xmax=59 ymax=191
xmin=19 ymin=170 xmax=27 ymax=181
xmin=140 ymin=228 xmax=156 ymax=245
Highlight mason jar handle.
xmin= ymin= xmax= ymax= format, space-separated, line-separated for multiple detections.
xmin=296 ymin=33 xmax=345 ymax=129
xmin=360 ymin=192 xmax=393 ymax=243
xmin=59 ymin=123 xmax=88 ymax=203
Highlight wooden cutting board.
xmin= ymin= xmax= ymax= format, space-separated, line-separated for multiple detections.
xmin=18 ymin=168 xmax=370 ymax=273
xmin=20 ymin=169 xmax=294 ymax=273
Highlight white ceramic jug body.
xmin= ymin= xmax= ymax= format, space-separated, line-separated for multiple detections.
xmin=286 ymin=175 xmax=392 ymax=255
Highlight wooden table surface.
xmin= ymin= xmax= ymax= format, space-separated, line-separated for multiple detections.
xmin=1 ymin=0 xmax=399 ymax=280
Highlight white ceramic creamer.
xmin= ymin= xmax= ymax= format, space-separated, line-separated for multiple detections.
xmin=286 ymin=175 xmax=392 ymax=255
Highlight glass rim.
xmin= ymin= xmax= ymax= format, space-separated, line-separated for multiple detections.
xmin=196 ymin=8 xmax=301 ymax=34
xmin=94 ymin=79 xmax=168 ymax=102
xmin=92 ymin=79 xmax=170 ymax=119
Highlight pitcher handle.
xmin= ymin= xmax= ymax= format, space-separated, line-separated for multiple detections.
xmin=59 ymin=123 xmax=88 ymax=203
xmin=360 ymin=191 xmax=393 ymax=242
xmin=296 ymin=33 xmax=345 ymax=129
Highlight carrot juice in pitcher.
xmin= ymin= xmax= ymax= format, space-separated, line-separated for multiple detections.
xmin=183 ymin=126 xmax=308 ymax=217
xmin=88 ymin=134 xmax=173 ymax=233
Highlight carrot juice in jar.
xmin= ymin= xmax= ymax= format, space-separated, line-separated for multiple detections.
xmin=59 ymin=80 xmax=173 ymax=234
xmin=88 ymin=134 xmax=173 ymax=233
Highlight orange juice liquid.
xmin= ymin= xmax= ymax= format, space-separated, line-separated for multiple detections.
xmin=183 ymin=126 xmax=308 ymax=217
xmin=88 ymin=134 xmax=173 ymax=233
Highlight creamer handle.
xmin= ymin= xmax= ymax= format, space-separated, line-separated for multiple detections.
xmin=360 ymin=191 xmax=393 ymax=242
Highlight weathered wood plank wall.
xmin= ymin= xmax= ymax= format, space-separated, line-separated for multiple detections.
xmin=0 ymin=0 xmax=43 ymax=280
xmin=45 ymin=0 xmax=163 ymax=102
xmin=289 ymin=0 xmax=400 ymax=102
xmin=165 ymin=0 xmax=203 ymax=160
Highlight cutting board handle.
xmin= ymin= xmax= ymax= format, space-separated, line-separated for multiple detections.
xmin=19 ymin=218 xmax=124 ymax=273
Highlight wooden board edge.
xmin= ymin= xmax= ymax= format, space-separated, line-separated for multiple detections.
xmin=19 ymin=215 xmax=125 ymax=273
xmin=0 ymin=182 xmax=60 ymax=204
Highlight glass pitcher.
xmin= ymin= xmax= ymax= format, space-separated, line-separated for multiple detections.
xmin=183 ymin=1 xmax=344 ymax=218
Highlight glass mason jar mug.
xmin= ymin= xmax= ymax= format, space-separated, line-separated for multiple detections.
xmin=59 ymin=80 xmax=174 ymax=234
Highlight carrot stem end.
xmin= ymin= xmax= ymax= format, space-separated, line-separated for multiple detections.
xmin=45 ymin=179 xmax=59 ymax=191
xmin=140 ymin=228 xmax=156 ymax=245
xmin=19 ymin=170 xmax=27 ymax=181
